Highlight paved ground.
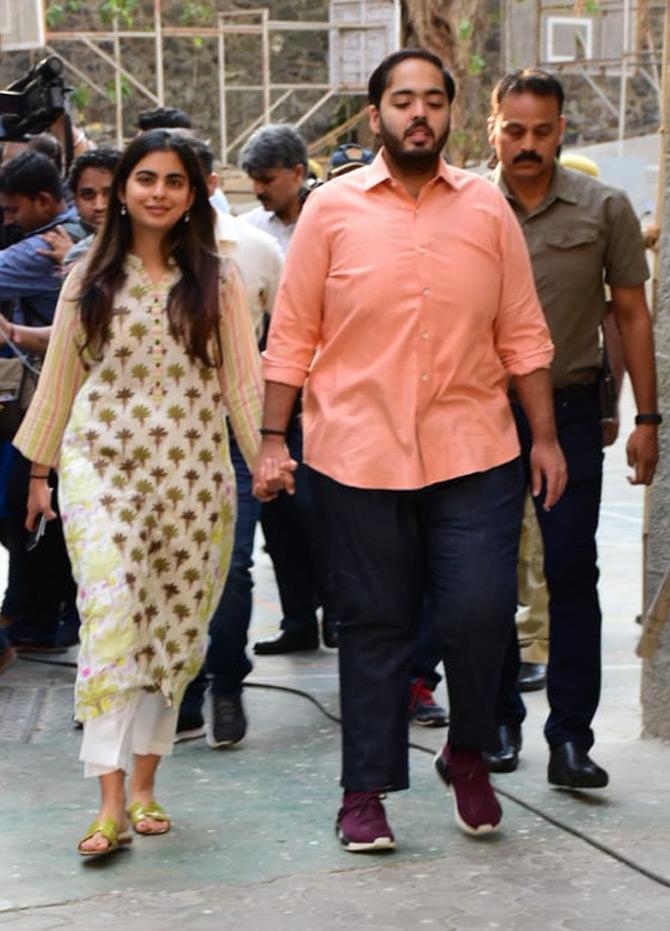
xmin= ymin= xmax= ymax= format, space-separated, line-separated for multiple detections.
xmin=1 ymin=390 xmax=669 ymax=928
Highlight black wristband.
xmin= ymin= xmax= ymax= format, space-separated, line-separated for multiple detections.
xmin=259 ymin=428 xmax=287 ymax=437
xmin=635 ymin=413 xmax=662 ymax=426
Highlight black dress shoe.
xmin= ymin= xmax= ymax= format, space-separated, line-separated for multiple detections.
xmin=517 ymin=662 xmax=546 ymax=692
xmin=483 ymin=723 xmax=522 ymax=773
xmin=253 ymin=629 xmax=319 ymax=655
xmin=548 ymin=741 xmax=609 ymax=789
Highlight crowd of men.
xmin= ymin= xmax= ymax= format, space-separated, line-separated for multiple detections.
xmin=0 ymin=48 xmax=660 ymax=851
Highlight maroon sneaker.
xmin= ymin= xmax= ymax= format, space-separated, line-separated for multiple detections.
xmin=336 ymin=791 xmax=396 ymax=852
xmin=434 ymin=745 xmax=502 ymax=836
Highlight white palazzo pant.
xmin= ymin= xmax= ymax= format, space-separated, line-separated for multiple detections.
xmin=79 ymin=690 xmax=178 ymax=778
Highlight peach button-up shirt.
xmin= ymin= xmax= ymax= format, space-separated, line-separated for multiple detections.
xmin=263 ymin=151 xmax=554 ymax=491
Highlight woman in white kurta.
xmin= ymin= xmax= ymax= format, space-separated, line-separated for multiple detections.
xmin=15 ymin=131 xmax=262 ymax=857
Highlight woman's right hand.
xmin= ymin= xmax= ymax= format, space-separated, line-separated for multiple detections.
xmin=25 ymin=480 xmax=57 ymax=532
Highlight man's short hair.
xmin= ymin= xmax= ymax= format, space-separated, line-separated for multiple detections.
xmin=68 ymin=147 xmax=121 ymax=194
xmin=368 ymin=48 xmax=456 ymax=109
xmin=27 ymin=133 xmax=62 ymax=174
xmin=0 ymin=150 xmax=63 ymax=201
xmin=184 ymin=136 xmax=214 ymax=176
xmin=239 ymin=124 xmax=308 ymax=174
xmin=136 ymin=106 xmax=192 ymax=131
xmin=490 ymin=69 xmax=565 ymax=116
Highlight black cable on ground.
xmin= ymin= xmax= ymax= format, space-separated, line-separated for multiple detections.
xmin=250 ymin=683 xmax=670 ymax=891
xmin=16 ymin=656 xmax=670 ymax=891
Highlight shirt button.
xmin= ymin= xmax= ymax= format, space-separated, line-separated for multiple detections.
xmin=418 ymin=246 xmax=426 ymax=255
xmin=423 ymin=288 xmax=430 ymax=296
xmin=421 ymin=331 xmax=430 ymax=340
xmin=420 ymin=373 xmax=428 ymax=382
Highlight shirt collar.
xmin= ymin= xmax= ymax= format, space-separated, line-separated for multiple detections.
xmin=493 ymin=161 xmax=579 ymax=210
xmin=29 ymin=205 xmax=77 ymax=237
xmin=362 ymin=149 xmax=463 ymax=191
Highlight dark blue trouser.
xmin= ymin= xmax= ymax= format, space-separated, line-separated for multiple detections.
xmin=260 ymin=407 xmax=325 ymax=634
xmin=496 ymin=387 xmax=603 ymax=749
xmin=412 ymin=600 xmax=443 ymax=690
xmin=310 ymin=460 xmax=524 ymax=792
xmin=182 ymin=435 xmax=260 ymax=709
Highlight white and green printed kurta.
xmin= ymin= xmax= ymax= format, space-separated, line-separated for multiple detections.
xmin=14 ymin=255 xmax=262 ymax=721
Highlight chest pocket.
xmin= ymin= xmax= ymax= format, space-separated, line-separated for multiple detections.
xmin=543 ymin=224 xmax=604 ymax=291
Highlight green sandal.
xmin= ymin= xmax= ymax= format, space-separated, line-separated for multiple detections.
xmin=128 ymin=800 xmax=171 ymax=836
xmin=78 ymin=817 xmax=132 ymax=858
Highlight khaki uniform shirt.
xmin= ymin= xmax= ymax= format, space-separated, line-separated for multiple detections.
xmin=492 ymin=163 xmax=649 ymax=387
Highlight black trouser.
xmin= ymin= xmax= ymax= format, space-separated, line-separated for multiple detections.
xmin=2 ymin=453 xmax=78 ymax=639
xmin=496 ymin=386 xmax=603 ymax=749
xmin=309 ymin=460 xmax=524 ymax=792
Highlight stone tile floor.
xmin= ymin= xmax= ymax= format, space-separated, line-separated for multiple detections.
xmin=1 ymin=386 xmax=669 ymax=929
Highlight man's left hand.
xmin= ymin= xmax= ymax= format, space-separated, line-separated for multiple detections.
xmin=626 ymin=425 xmax=658 ymax=485
xmin=37 ymin=226 xmax=74 ymax=265
xmin=530 ymin=438 xmax=568 ymax=511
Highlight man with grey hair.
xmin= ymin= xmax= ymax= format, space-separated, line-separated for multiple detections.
xmin=240 ymin=124 xmax=309 ymax=255
xmin=240 ymin=123 xmax=337 ymax=655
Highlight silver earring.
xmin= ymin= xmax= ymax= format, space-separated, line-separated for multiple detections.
xmin=120 ymin=203 xmax=127 ymax=216
xmin=183 ymin=210 xmax=190 ymax=224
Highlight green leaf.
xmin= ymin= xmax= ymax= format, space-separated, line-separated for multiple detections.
xmin=70 ymin=84 xmax=91 ymax=111
xmin=468 ymin=53 xmax=486 ymax=77
xmin=458 ymin=18 xmax=474 ymax=41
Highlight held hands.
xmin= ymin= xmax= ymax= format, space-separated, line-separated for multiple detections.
xmin=530 ymin=438 xmax=568 ymax=511
xmin=626 ymin=425 xmax=658 ymax=486
xmin=25 ymin=480 xmax=57 ymax=532
xmin=252 ymin=437 xmax=298 ymax=502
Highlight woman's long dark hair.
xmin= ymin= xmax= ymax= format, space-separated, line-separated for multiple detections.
xmin=78 ymin=130 xmax=221 ymax=367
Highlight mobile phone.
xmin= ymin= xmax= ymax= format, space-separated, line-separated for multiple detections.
xmin=26 ymin=512 xmax=48 ymax=552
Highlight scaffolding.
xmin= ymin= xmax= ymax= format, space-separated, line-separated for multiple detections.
xmin=503 ymin=0 xmax=665 ymax=153
xmin=35 ymin=2 xmax=401 ymax=162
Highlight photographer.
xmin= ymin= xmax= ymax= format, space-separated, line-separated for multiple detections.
xmin=0 ymin=150 xmax=81 ymax=652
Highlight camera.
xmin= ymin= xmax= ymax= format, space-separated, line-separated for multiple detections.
xmin=0 ymin=56 xmax=70 ymax=142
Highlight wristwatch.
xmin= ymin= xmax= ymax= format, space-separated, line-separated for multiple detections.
xmin=635 ymin=413 xmax=663 ymax=425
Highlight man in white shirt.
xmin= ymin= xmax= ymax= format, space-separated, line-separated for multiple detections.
xmin=238 ymin=125 xmax=338 ymax=656
xmin=176 ymin=138 xmax=283 ymax=749
xmin=239 ymin=124 xmax=307 ymax=257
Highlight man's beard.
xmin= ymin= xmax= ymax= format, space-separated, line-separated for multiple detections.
xmin=378 ymin=116 xmax=450 ymax=173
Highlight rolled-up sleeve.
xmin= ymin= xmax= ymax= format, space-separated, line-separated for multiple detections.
xmin=13 ymin=267 xmax=89 ymax=468
xmin=493 ymin=195 xmax=554 ymax=376
xmin=262 ymin=193 xmax=329 ymax=387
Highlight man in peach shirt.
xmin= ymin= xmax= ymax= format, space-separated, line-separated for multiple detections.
xmin=253 ymin=49 xmax=567 ymax=850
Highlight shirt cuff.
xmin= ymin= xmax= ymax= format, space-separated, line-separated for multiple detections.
xmin=502 ymin=346 xmax=554 ymax=378
xmin=262 ymin=360 xmax=308 ymax=388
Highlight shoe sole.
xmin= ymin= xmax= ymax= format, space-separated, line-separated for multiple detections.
xmin=517 ymin=681 xmax=546 ymax=693
xmin=412 ymin=717 xmax=449 ymax=728
xmin=337 ymin=829 xmax=395 ymax=852
xmin=434 ymin=751 xmax=502 ymax=837
xmin=174 ymin=726 xmax=206 ymax=744
xmin=548 ymin=773 xmax=609 ymax=790
xmin=206 ymin=731 xmax=244 ymax=749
